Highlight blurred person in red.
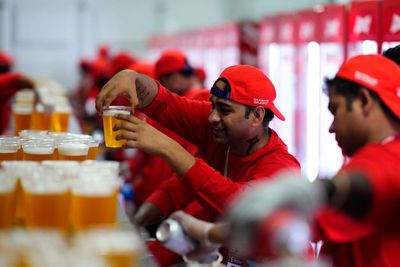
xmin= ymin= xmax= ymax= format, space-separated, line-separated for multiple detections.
xmin=110 ymin=51 xmax=136 ymax=76
xmin=0 ymin=51 xmax=35 ymax=134
xmin=95 ymin=64 xmax=300 ymax=266
xmin=155 ymin=49 xmax=209 ymax=101
xmin=186 ymin=55 xmax=400 ymax=267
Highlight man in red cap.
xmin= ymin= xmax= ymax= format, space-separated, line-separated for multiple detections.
xmin=179 ymin=55 xmax=400 ymax=266
xmin=0 ymin=51 xmax=35 ymax=134
xmin=96 ymin=64 xmax=300 ymax=266
xmin=155 ymin=49 xmax=208 ymax=99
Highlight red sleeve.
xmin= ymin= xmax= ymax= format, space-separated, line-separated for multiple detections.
xmin=181 ymin=157 xmax=300 ymax=215
xmin=141 ymin=83 xmax=212 ymax=148
xmin=0 ymin=72 xmax=22 ymax=98
xmin=144 ymin=174 xmax=194 ymax=217
xmin=343 ymin=145 xmax=400 ymax=233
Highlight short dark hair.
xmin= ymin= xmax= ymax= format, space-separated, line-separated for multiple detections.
xmin=383 ymin=44 xmax=400 ymax=66
xmin=324 ymin=76 xmax=397 ymax=120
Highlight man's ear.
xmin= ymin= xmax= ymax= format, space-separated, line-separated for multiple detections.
xmin=251 ymin=106 xmax=265 ymax=126
xmin=358 ymin=88 xmax=374 ymax=117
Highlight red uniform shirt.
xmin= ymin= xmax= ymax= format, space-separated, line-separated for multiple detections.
xmin=0 ymin=72 xmax=22 ymax=134
xmin=315 ymin=137 xmax=400 ymax=267
xmin=142 ymin=84 xmax=300 ymax=266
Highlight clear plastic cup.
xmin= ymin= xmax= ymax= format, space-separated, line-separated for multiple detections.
xmin=102 ymin=106 xmax=131 ymax=148
xmin=70 ymin=175 xmax=119 ymax=230
xmin=0 ymin=139 xmax=20 ymax=163
xmin=51 ymin=105 xmax=71 ymax=132
xmin=30 ymin=103 xmax=52 ymax=131
xmin=0 ymin=172 xmax=17 ymax=229
xmin=22 ymin=169 xmax=70 ymax=230
xmin=87 ymin=139 xmax=100 ymax=160
xmin=2 ymin=161 xmax=41 ymax=222
xmin=57 ymin=141 xmax=89 ymax=162
xmin=74 ymin=229 xmax=144 ymax=267
xmin=22 ymin=139 xmax=55 ymax=161
xmin=12 ymin=104 xmax=33 ymax=135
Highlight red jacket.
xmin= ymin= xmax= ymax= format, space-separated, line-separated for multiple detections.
xmin=142 ymin=84 xmax=300 ymax=266
xmin=0 ymin=72 xmax=22 ymax=134
xmin=315 ymin=137 xmax=400 ymax=267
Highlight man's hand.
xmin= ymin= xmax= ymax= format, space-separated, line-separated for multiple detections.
xmin=114 ymin=114 xmax=195 ymax=176
xmin=95 ymin=70 xmax=158 ymax=112
xmin=169 ymin=211 xmax=221 ymax=262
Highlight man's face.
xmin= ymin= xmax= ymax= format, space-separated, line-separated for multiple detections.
xmin=208 ymin=80 xmax=253 ymax=144
xmin=328 ymin=88 xmax=367 ymax=156
xmin=160 ymin=72 xmax=191 ymax=95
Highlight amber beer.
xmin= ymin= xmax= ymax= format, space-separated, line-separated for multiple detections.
xmin=71 ymin=187 xmax=118 ymax=230
xmin=102 ymin=107 xmax=131 ymax=148
xmin=12 ymin=104 xmax=33 ymax=135
xmin=0 ymin=145 xmax=19 ymax=163
xmin=58 ymin=143 xmax=89 ymax=161
xmin=87 ymin=140 xmax=99 ymax=160
xmin=22 ymin=146 xmax=55 ymax=161
xmin=51 ymin=106 xmax=70 ymax=132
xmin=23 ymin=173 xmax=69 ymax=230
xmin=0 ymin=176 xmax=16 ymax=229
xmin=30 ymin=104 xmax=52 ymax=131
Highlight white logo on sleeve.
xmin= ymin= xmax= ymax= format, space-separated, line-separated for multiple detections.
xmin=397 ymin=88 xmax=400 ymax=98
xmin=390 ymin=14 xmax=400 ymax=34
xmin=355 ymin=71 xmax=378 ymax=87
xmin=354 ymin=15 xmax=372 ymax=34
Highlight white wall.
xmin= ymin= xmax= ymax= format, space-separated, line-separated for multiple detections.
xmin=0 ymin=0 xmax=347 ymax=89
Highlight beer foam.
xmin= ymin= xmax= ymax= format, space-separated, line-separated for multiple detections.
xmin=103 ymin=108 xmax=130 ymax=116
xmin=12 ymin=104 xmax=33 ymax=114
xmin=23 ymin=147 xmax=54 ymax=155
xmin=0 ymin=148 xmax=18 ymax=153
xmin=58 ymin=143 xmax=89 ymax=156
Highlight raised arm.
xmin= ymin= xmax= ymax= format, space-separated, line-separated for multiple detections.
xmin=95 ymin=70 xmax=158 ymax=111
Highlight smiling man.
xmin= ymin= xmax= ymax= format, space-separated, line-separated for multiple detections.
xmin=96 ymin=64 xmax=300 ymax=266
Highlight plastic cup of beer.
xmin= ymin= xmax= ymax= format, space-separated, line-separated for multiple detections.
xmin=58 ymin=141 xmax=89 ymax=162
xmin=22 ymin=139 xmax=55 ymax=161
xmin=87 ymin=139 xmax=100 ymax=160
xmin=74 ymin=229 xmax=144 ymax=267
xmin=51 ymin=105 xmax=71 ymax=132
xmin=0 ymin=172 xmax=17 ymax=229
xmin=2 ymin=161 xmax=40 ymax=223
xmin=12 ymin=104 xmax=33 ymax=135
xmin=0 ymin=140 xmax=20 ymax=163
xmin=102 ymin=106 xmax=131 ymax=148
xmin=70 ymin=175 xmax=119 ymax=231
xmin=22 ymin=169 xmax=70 ymax=231
xmin=30 ymin=103 xmax=52 ymax=131
xmin=15 ymin=89 xmax=35 ymax=105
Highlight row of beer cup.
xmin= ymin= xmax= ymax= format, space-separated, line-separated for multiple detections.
xmin=0 ymin=160 xmax=120 ymax=231
xmin=0 ymin=131 xmax=99 ymax=162
xmin=0 ymin=228 xmax=144 ymax=267
xmin=12 ymin=89 xmax=72 ymax=134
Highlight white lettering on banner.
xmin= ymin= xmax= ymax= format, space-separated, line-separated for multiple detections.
xmin=390 ymin=14 xmax=400 ymax=34
xmin=354 ymin=71 xmax=378 ymax=86
xmin=354 ymin=15 xmax=372 ymax=34
xmin=324 ymin=19 xmax=340 ymax=38
xmin=253 ymin=98 xmax=269 ymax=105
xmin=300 ymin=22 xmax=314 ymax=40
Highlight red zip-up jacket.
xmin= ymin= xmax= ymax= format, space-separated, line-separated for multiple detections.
xmin=0 ymin=72 xmax=23 ymax=134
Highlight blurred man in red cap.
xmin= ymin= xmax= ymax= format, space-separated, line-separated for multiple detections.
xmin=155 ymin=49 xmax=208 ymax=99
xmin=175 ymin=54 xmax=400 ymax=266
xmin=96 ymin=64 xmax=300 ymax=266
xmin=0 ymin=51 xmax=35 ymax=134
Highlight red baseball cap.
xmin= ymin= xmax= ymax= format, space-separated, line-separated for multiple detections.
xmin=215 ymin=65 xmax=285 ymax=121
xmin=129 ymin=61 xmax=155 ymax=79
xmin=0 ymin=52 xmax=13 ymax=67
xmin=336 ymin=54 xmax=400 ymax=119
xmin=155 ymin=50 xmax=192 ymax=79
